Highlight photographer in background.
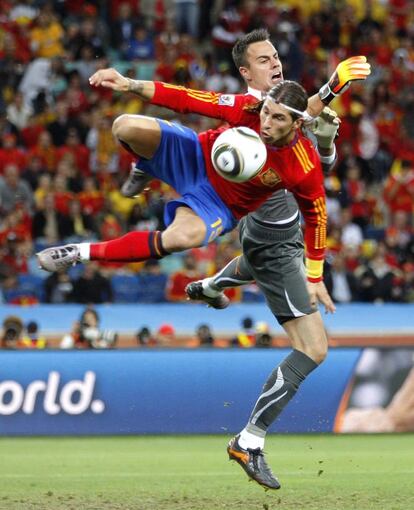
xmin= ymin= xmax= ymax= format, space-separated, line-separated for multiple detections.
xmin=19 ymin=320 xmax=47 ymax=349
xmin=60 ymin=306 xmax=117 ymax=349
xmin=1 ymin=315 xmax=24 ymax=349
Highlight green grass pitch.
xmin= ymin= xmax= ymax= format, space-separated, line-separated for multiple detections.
xmin=0 ymin=435 xmax=413 ymax=510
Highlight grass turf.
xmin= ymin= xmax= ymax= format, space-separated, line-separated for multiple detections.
xmin=0 ymin=435 xmax=413 ymax=510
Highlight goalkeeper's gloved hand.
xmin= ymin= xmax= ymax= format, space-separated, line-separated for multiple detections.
xmin=309 ymin=106 xmax=340 ymax=149
xmin=318 ymin=56 xmax=371 ymax=105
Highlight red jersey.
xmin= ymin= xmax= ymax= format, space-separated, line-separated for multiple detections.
xmin=151 ymin=82 xmax=327 ymax=266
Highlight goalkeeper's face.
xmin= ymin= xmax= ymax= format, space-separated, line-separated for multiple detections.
xmin=240 ymin=40 xmax=283 ymax=93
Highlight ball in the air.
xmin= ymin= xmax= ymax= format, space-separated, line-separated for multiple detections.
xmin=211 ymin=127 xmax=267 ymax=183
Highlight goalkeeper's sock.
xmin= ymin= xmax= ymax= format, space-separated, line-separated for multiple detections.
xmin=209 ymin=255 xmax=253 ymax=292
xmin=84 ymin=231 xmax=168 ymax=262
xmin=242 ymin=350 xmax=318 ymax=444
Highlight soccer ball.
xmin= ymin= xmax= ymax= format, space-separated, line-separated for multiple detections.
xmin=211 ymin=127 xmax=267 ymax=183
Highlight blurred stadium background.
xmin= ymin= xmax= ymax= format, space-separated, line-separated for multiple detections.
xmin=0 ymin=0 xmax=413 ymax=508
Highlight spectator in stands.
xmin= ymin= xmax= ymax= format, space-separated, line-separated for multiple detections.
xmin=340 ymin=208 xmax=364 ymax=251
xmin=166 ymin=253 xmax=203 ymax=302
xmin=231 ymin=316 xmax=256 ymax=348
xmin=190 ymin=323 xmax=216 ymax=347
xmin=1 ymin=315 xmax=24 ymax=349
xmin=254 ymin=322 xmax=272 ymax=348
xmin=19 ymin=321 xmax=47 ymax=349
xmin=47 ymin=100 xmax=82 ymax=147
xmin=136 ymin=325 xmax=157 ymax=347
xmin=64 ymin=199 xmax=97 ymax=243
xmin=19 ymin=56 xmax=67 ymax=110
xmin=324 ymin=252 xmax=359 ymax=304
xmin=127 ymin=202 xmax=160 ymax=232
xmin=125 ymin=25 xmax=156 ymax=61
xmin=32 ymin=193 xmax=70 ymax=245
xmin=72 ymin=262 xmax=113 ymax=304
xmin=173 ymin=0 xmax=200 ymax=39
xmin=205 ymin=61 xmax=240 ymax=93
xmin=155 ymin=323 xmax=176 ymax=347
xmin=44 ymin=269 xmax=74 ymax=303
xmin=21 ymin=155 xmax=47 ymax=191
xmin=354 ymin=248 xmax=399 ymax=303
xmin=383 ymin=159 xmax=414 ymax=216
xmin=29 ymin=130 xmax=58 ymax=173
xmin=68 ymin=17 xmax=105 ymax=61
xmin=0 ymin=164 xmax=34 ymax=215
xmin=60 ymin=306 xmax=98 ymax=349
xmin=110 ymin=2 xmax=137 ymax=55
xmin=0 ymin=134 xmax=27 ymax=172
xmin=6 ymin=92 xmax=33 ymax=130
xmin=29 ymin=8 xmax=64 ymax=59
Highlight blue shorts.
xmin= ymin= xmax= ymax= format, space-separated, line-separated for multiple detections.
xmin=137 ymin=120 xmax=237 ymax=245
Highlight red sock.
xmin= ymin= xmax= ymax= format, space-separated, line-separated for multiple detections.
xmin=90 ymin=231 xmax=166 ymax=262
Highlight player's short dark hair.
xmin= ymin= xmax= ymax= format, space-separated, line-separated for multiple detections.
xmin=266 ymin=80 xmax=308 ymax=120
xmin=232 ymin=28 xmax=271 ymax=69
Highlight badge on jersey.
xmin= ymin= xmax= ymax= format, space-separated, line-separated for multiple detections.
xmin=259 ymin=167 xmax=281 ymax=187
xmin=218 ymin=94 xmax=235 ymax=106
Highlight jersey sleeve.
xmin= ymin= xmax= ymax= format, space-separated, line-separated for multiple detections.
xmin=151 ymin=82 xmax=248 ymax=124
xmin=291 ymin=170 xmax=327 ymax=283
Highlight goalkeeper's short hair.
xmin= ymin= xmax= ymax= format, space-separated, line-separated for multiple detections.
xmin=232 ymin=28 xmax=271 ymax=69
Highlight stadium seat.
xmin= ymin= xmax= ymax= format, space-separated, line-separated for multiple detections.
xmin=135 ymin=273 xmax=168 ymax=303
xmin=17 ymin=274 xmax=46 ymax=302
xmin=242 ymin=283 xmax=266 ymax=303
xmin=111 ymin=274 xmax=141 ymax=303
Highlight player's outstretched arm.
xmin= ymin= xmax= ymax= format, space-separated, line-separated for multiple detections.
xmin=306 ymin=56 xmax=371 ymax=116
xmin=89 ymin=68 xmax=155 ymax=100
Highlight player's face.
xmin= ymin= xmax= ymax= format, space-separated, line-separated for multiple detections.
xmin=240 ymin=41 xmax=283 ymax=93
xmin=259 ymin=99 xmax=301 ymax=146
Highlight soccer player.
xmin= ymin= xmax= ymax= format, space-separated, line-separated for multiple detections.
xmin=37 ymin=80 xmax=326 ymax=278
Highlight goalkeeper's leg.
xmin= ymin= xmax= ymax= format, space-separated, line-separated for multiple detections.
xmin=185 ymin=255 xmax=253 ymax=308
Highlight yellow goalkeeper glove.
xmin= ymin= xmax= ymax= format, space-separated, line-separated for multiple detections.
xmin=318 ymin=56 xmax=371 ymax=105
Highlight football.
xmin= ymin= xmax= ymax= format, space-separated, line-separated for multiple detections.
xmin=211 ymin=127 xmax=267 ymax=183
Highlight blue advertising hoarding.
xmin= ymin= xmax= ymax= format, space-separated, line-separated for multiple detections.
xmin=0 ymin=349 xmax=361 ymax=436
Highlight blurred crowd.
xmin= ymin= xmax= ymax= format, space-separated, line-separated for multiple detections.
xmin=0 ymin=0 xmax=413 ymax=306
xmin=0 ymin=307 xmax=272 ymax=349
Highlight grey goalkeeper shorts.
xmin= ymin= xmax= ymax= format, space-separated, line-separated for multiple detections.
xmin=239 ymin=215 xmax=317 ymax=325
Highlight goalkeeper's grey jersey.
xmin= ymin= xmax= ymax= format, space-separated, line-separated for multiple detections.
xmin=250 ymin=189 xmax=299 ymax=226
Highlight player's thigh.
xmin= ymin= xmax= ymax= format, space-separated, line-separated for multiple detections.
xmin=283 ymin=312 xmax=328 ymax=363
xmin=242 ymin=224 xmax=314 ymax=321
xmin=112 ymin=114 xmax=161 ymax=158
xmin=162 ymin=207 xmax=207 ymax=251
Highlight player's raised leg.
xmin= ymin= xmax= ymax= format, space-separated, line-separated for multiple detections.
xmin=185 ymin=255 xmax=254 ymax=309
xmin=112 ymin=114 xmax=159 ymax=196
xmin=37 ymin=207 xmax=207 ymax=271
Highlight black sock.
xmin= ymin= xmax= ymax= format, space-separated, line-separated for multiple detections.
xmin=246 ymin=349 xmax=318 ymax=433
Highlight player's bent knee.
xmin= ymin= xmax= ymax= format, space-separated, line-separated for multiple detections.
xmin=112 ymin=114 xmax=129 ymax=141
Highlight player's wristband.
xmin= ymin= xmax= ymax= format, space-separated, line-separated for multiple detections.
xmin=306 ymin=258 xmax=324 ymax=282
xmin=318 ymin=145 xmax=337 ymax=165
xmin=318 ymin=82 xmax=337 ymax=106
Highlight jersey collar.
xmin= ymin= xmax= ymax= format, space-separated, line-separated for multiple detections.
xmin=247 ymin=87 xmax=264 ymax=100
